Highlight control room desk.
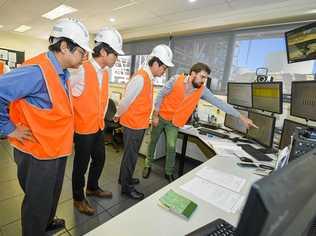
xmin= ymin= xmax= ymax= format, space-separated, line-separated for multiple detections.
xmin=86 ymin=128 xmax=276 ymax=236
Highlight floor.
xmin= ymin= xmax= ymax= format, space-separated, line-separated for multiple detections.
xmin=0 ymin=140 xmax=200 ymax=236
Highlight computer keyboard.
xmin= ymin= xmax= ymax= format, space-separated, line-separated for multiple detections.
xmin=186 ymin=218 xmax=236 ymax=236
xmin=198 ymin=128 xmax=229 ymax=139
xmin=238 ymin=144 xmax=273 ymax=162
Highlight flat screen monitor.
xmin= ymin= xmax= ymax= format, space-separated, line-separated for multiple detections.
xmin=252 ymin=82 xmax=283 ymax=114
xmin=224 ymin=109 xmax=248 ymax=134
xmin=235 ymin=148 xmax=316 ymax=236
xmin=227 ymin=82 xmax=252 ymax=108
xmin=285 ymin=22 xmax=316 ymax=63
xmin=247 ymin=112 xmax=275 ymax=147
xmin=291 ymin=81 xmax=316 ymax=121
xmin=279 ymin=119 xmax=307 ymax=149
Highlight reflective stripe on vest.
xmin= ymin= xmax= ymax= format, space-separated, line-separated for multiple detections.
xmin=120 ymin=69 xmax=153 ymax=129
xmin=159 ymin=74 xmax=204 ymax=128
xmin=73 ymin=61 xmax=109 ymax=134
xmin=8 ymin=53 xmax=74 ymax=159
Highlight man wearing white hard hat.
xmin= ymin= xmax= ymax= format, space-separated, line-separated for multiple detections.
xmin=142 ymin=63 xmax=257 ymax=182
xmin=0 ymin=18 xmax=91 ymax=235
xmin=70 ymin=27 xmax=124 ymax=215
xmin=114 ymin=44 xmax=174 ymax=200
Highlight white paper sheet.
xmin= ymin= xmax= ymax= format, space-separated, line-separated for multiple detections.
xmin=196 ymin=167 xmax=246 ymax=193
xmin=180 ymin=177 xmax=245 ymax=213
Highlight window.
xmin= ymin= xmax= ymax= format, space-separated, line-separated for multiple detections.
xmin=109 ymin=55 xmax=132 ymax=84
xmin=171 ymin=33 xmax=231 ymax=93
xmin=230 ymin=30 xmax=316 ymax=94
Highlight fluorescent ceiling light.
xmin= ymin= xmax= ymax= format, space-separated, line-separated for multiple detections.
xmin=189 ymin=0 xmax=197 ymax=2
xmin=14 ymin=25 xmax=31 ymax=32
xmin=0 ymin=25 xmax=3 ymax=28
xmin=110 ymin=18 xmax=116 ymax=22
xmin=42 ymin=4 xmax=78 ymax=20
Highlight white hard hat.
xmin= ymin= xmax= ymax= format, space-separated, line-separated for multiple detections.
xmin=95 ymin=27 xmax=124 ymax=55
xmin=150 ymin=44 xmax=174 ymax=67
xmin=50 ymin=18 xmax=92 ymax=53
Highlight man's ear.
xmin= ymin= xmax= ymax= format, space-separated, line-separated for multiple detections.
xmin=60 ymin=41 xmax=69 ymax=54
xmin=100 ymin=48 xmax=109 ymax=57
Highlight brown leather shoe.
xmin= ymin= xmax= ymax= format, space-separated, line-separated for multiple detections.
xmin=73 ymin=200 xmax=96 ymax=216
xmin=86 ymin=187 xmax=113 ymax=198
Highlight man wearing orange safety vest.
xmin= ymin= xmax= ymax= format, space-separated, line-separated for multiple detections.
xmin=114 ymin=44 xmax=174 ymax=200
xmin=143 ymin=63 xmax=257 ymax=181
xmin=70 ymin=27 xmax=124 ymax=215
xmin=0 ymin=18 xmax=91 ymax=235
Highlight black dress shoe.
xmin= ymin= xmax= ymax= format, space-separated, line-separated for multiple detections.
xmin=164 ymin=174 xmax=175 ymax=183
xmin=122 ymin=188 xmax=144 ymax=200
xmin=46 ymin=218 xmax=65 ymax=232
xmin=142 ymin=167 xmax=151 ymax=179
xmin=118 ymin=178 xmax=140 ymax=185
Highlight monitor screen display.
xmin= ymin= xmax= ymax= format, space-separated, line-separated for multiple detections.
xmin=252 ymin=82 xmax=283 ymax=114
xmin=227 ymin=83 xmax=252 ymax=108
xmin=279 ymin=119 xmax=307 ymax=149
xmin=224 ymin=109 xmax=248 ymax=134
xmin=291 ymin=81 xmax=316 ymax=121
xmin=247 ymin=112 xmax=275 ymax=147
xmin=285 ymin=22 xmax=316 ymax=63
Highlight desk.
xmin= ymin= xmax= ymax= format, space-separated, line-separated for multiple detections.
xmin=177 ymin=126 xmax=274 ymax=176
xmin=86 ymin=131 xmax=276 ymax=236
xmin=86 ymin=156 xmax=260 ymax=236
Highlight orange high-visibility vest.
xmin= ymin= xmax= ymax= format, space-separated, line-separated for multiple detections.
xmin=0 ymin=62 xmax=4 ymax=75
xmin=8 ymin=53 xmax=74 ymax=160
xmin=72 ymin=61 xmax=109 ymax=134
xmin=159 ymin=74 xmax=204 ymax=128
xmin=120 ymin=69 xmax=153 ymax=129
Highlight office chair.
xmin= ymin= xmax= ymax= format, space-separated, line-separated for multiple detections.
xmin=104 ymin=98 xmax=122 ymax=151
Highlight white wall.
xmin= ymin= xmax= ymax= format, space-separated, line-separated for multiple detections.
xmin=0 ymin=32 xmax=48 ymax=59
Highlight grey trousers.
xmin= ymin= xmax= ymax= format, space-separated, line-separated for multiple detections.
xmin=14 ymin=148 xmax=67 ymax=236
xmin=118 ymin=127 xmax=145 ymax=191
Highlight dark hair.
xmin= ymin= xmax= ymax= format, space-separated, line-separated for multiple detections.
xmin=48 ymin=37 xmax=78 ymax=52
xmin=92 ymin=42 xmax=117 ymax=58
xmin=189 ymin=63 xmax=211 ymax=75
xmin=148 ymin=56 xmax=164 ymax=67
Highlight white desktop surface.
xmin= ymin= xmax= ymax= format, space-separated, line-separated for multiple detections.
xmin=86 ymin=126 xmax=276 ymax=236
xmin=86 ymin=156 xmax=262 ymax=236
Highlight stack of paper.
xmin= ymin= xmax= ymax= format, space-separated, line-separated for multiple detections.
xmin=180 ymin=167 xmax=246 ymax=213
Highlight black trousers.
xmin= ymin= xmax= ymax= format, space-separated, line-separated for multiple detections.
xmin=72 ymin=130 xmax=106 ymax=201
xmin=119 ymin=127 xmax=145 ymax=192
xmin=14 ymin=148 xmax=67 ymax=236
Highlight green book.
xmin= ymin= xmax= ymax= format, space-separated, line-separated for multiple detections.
xmin=159 ymin=189 xmax=197 ymax=219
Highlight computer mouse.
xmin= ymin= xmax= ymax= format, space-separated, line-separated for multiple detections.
xmin=239 ymin=156 xmax=253 ymax=163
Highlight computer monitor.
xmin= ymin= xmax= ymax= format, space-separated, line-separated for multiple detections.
xmin=285 ymin=22 xmax=316 ymax=63
xmin=252 ymin=82 xmax=283 ymax=114
xmin=247 ymin=111 xmax=275 ymax=147
xmin=235 ymin=148 xmax=316 ymax=236
xmin=279 ymin=119 xmax=307 ymax=149
xmin=291 ymin=81 xmax=316 ymax=121
xmin=224 ymin=109 xmax=248 ymax=134
xmin=227 ymin=82 xmax=252 ymax=108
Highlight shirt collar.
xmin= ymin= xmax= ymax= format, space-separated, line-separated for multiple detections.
xmin=143 ymin=66 xmax=154 ymax=81
xmin=47 ymin=51 xmax=69 ymax=80
xmin=90 ymin=57 xmax=107 ymax=73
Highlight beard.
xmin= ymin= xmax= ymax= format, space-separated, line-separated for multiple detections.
xmin=192 ymin=80 xmax=203 ymax=88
